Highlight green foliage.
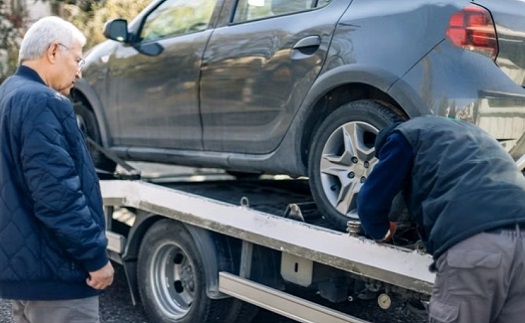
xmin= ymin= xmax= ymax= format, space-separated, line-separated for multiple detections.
xmin=0 ymin=0 xmax=26 ymax=83
xmin=0 ymin=0 xmax=149 ymax=83
xmin=40 ymin=0 xmax=102 ymax=13
xmin=63 ymin=0 xmax=150 ymax=50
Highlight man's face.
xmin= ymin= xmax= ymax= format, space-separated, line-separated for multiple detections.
xmin=51 ymin=42 xmax=84 ymax=95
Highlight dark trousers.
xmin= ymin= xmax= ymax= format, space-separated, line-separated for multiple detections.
xmin=11 ymin=296 xmax=99 ymax=323
xmin=429 ymin=227 xmax=525 ymax=323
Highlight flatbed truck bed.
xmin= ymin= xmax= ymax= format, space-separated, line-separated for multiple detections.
xmin=100 ymin=176 xmax=433 ymax=323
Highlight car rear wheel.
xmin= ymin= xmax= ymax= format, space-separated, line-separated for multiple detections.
xmin=308 ymin=100 xmax=404 ymax=231
xmin=74 ymin=101 xmax=116 ymax=173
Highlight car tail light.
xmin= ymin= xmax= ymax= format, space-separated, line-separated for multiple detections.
xmin=446 ymin=4 xmax=498 ymax=60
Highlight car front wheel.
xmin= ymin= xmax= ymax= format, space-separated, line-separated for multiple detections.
xmin=308 ymin=100 xmax=404 ymax=231
xmin=74 ymin=101 xmax=116 ymax=173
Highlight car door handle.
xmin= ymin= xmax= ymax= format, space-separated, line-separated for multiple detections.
xmin=293 ymin=36 xmax=321 ymax=49
xmin=291 ymin=36 xmax=321 ymax=59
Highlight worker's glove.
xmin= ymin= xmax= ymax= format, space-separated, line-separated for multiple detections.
xmin=378 ymin=221 xmax=397 ymax=243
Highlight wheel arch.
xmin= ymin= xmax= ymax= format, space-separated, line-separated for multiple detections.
xmin=297 ymin=65 xmax=414 ymax=170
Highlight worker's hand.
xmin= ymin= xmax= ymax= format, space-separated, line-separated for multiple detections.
xmin=378 ymin=222 xmax=397 ymax=243
xmin=87 ymin=261 xmax=114 ymax=290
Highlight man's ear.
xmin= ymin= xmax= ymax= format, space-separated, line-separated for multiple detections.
xmin=45 ymin=42 xmax=60 ymax=64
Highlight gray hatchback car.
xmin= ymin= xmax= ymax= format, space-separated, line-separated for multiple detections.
xmin=73 ymin=0 xmax=525 ymax=230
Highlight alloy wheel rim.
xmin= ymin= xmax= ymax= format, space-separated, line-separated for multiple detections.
xmin=319 ymin=121 xmax=379 ymax=219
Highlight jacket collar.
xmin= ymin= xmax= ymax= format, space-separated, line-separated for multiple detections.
xmin=374 ymin=122 xmax=403 ymax=158
xmin=15 ymin=65 xmax=46 ymax=86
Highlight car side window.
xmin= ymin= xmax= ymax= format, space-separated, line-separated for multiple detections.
xmin=233 ymin=0 xmax=330 ymax=23
xmin=140 ymin=0 xmax=217 ymax=42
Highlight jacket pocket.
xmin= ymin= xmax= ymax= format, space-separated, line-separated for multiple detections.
xmin=429 ymin=298 xmax=459 ymax=323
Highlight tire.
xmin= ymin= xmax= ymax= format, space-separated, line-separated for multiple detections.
xmin=308 ymin=100 xmax=404 ymax=231
xmin=137 ymin=219 xmax=252 ymax=323
xmin=73 ymin=101 xmax=116 ymax=173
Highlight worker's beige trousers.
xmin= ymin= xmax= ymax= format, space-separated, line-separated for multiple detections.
xmin=11 ymin=295 xmax=99 ymax=323
xmin=428 ymin=227 xmax=525 ymax=323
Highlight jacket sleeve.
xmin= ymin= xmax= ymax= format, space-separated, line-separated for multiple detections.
xmin=357 ymin=132 xmax=413 ymax=240
xmin=19 ymin=97 xmax=108 ymax=272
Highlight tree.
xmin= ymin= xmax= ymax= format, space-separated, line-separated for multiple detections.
xmin=0 ymin=0 xmax=26 ymax=83
xmin=62 ymin=0 xmax=150 ymax=50
xmin=0 ymin=0 xmax=149 ymax=83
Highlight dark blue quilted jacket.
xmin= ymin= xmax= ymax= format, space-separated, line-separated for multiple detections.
xmin=0 ymin=66 xmax=109 ymax=300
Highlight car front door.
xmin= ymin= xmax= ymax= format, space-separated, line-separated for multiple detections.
xmin=107 ymin=0 xmax=221 ymax=150
xmin=200 ymin=0 xmax=344 ymax=153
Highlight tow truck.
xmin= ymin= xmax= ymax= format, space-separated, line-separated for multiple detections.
xmin=99 ymin=165 xmax=432 ymax=323
xmin=94 ymin=133 xmax=525 ymax=323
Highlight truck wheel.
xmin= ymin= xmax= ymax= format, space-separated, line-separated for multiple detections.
xmin=308 ymin=100 xmax=404 ymax=231
xmin=138 ymin=219 xmax=232 ymax=323
xmin=73 ymin=101 xmax=116 ymax=173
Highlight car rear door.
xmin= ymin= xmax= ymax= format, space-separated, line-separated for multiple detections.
xmin=200 ymin=0 xmax=350 ymax=154
xmin=107 ymin=0 xmax=222 ymax=150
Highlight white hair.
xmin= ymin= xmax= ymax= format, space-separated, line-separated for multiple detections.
xmin=18 ymin=16 xmax=86 ymax=64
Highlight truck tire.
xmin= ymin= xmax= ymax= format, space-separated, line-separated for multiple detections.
xmin=308 ymin=100 xmax=404 ymax=231
xmin=73 ymin=101 xmax=116 ymax=173
xmin=137 ymin=219 xmax=239 ymax=323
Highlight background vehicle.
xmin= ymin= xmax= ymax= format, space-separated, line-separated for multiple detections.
xmin=72 ymin=0 xmax=525 ymax=230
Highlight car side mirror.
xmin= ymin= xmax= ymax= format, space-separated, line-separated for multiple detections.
xmin=103 ymin=19 xmax=129 ymax=43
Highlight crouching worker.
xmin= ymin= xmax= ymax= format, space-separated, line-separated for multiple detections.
xmin=357 ymin=115 xmax=525 ymax=323
xmin=0 ymin=17 xmax=113 ymax=323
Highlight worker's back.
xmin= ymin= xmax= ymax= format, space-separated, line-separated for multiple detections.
xmin=396 ymin=116 xmax=525 ymax=258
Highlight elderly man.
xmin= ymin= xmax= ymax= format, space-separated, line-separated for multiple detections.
xmin=0 ymin=16 xmax=113 ymax=323
xmin=357 ymin=115 xmax=525 ymax=323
